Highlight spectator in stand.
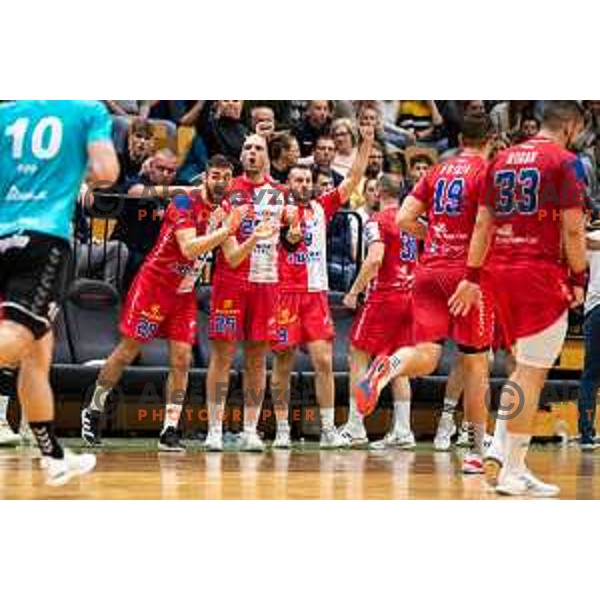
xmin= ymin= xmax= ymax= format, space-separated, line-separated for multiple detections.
xmin=112 ymin=149 xmax=179 ymax=291
xmin=197 ymin=101 xmax=248 ymax=173
xmin=406 ymin=152 xmax=435 ymax=188
xmin=331 ymin=118 xmax=357 ymax=178
xmin=117 ymin=119 xmax=157 ymax=187
xmin=517 ymin=114 xmax=541 ymax=141
xmin=250 ymin=105 xmax=276 ymax=139
xmin=104 ymin=101 xmax=153 ymax=119
xmin=579 ymin=101 xmax=600 ymax=215
xmin=177 ymin=134 xmax=208 ymax=185
xmin=398 ymin=101 xmax=445 ymax=150
xmin=313 ymin=165 xmax=336 ymax=196
xmin=269 ymin=132 xmax=300 ymax=183
xmin=309 ymin=134 xmax=343 ymax=186
xmin=293 ymin=100 xmax=332 ymax=157
xmin=349 ymin=140 xmax=386 ymax=209
xmin=489 ymin=100 xmax=538 ymax=143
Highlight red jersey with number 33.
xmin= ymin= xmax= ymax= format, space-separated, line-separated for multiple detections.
xmin=411 ymin=152 xmax=487 ymax=268
xmin=483 ymin=135 xmax=585 ymax=266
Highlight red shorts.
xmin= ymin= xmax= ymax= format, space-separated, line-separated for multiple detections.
xmin=413 ymin=266 xmax=493 ymax=350
xmin=209 ymin=277 xmax=278 ymax=342
xmin=350 ymin=290 xmax=414 ymax=356
xmin=490 ymin=261 xmax=570 ymax=347
xmin=120 ymin=272 xmax=197 ymax=345
xmin=272 ymin=291 xmax=334 ymax=352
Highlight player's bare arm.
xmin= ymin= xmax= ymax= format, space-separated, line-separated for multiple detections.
xmin=343 ymin=241 xmax=384 ymax=310
xmin=396 ymin=195 xmax=428 ymax=239
xmin=448 ymin=205 xmax=494 ymax=317
xmin=338 ymin=125 xmax=375 ymax=202
xmin=87 ymin=140 xmax=120 ymax=184
xmin=562 ymin=207 xmax=587 ymax=308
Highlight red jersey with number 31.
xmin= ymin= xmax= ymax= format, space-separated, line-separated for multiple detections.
xmin=363 ymin=206 xmax=417 ymax=294
xmin=411 ymin=152 xmax=488 ymax=268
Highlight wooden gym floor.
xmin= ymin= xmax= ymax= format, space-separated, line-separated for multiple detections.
xmin=1 ymin=440 xmax=598 ymax=500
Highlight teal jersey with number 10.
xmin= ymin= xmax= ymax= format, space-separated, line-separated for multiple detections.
xmin=0 ymin=100 xmax=112 ymax=243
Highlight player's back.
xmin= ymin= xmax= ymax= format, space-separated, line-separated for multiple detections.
xmin=0 ymin=100 xmax=112 ymax=242
xmin=487 ymin=135 xmax=585 ymax=266
xmin=365 ymin=206 xmax=417 ymax=294
xmin=411 ymin=152 xmax=487 ymax=267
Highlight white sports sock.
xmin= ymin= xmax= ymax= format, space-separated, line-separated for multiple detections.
xmin=467 ymin=421 xmax=486 ymax=455
xmin=208 ymin=401 xmax=223 ymax=435
xmin=505 ymin=432 xmax=531 ymax=474
xmin=0 ymin=395 xmax=8 ymax=422
xmin=321 ymin=407 xmax=335 ymax=431
xmin=491 ymin=414 xmax=508 ymax=457
xmin=442 ymin=396 xmax=459 ymax=415
xmin=275 ymin=406 xmax=289 ymax=432
xmin=162 ymin=403 xmax=182 ymax=433
xmin=89 ymin=384 xmax=112 ymax=412
xmin=244 ymin=404 xmax=262 ymax=434
xmin=393 ymin=400 xmax=411 ymax=434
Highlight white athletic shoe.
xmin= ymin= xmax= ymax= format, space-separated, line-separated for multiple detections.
xmin=272 ymin=426 xmax=291 ymax=449
xmin=320 ymin=427 xmax=351 ymax=449
xmin=205 ymin=430 xmax=223 ymax=452
xmin=495 ymin=469 xmax=560 ymax=498
xmin=456 ymin=423 xmax=469 ymax=447
xmin=239 ymin=431 xmax=265 ymax=452
xmin=433 ymin=415 xmax=456 ymax=451
xmin=0 ymin=420 xmax=21 ymax=447
xmin=370 ymin=430 xmax=416 ymax=450
xmin=338 ymin=421 xmax=369 ymax=447
xmin=462 ymin=453 xmax=484 ymax=474
xmin=19 ymin=421 xmax=36 ymax=446
xmin=43 ymin=449 xmax=97 ymax=486
xmin=483 ymin=445 xmax=504 ymax=488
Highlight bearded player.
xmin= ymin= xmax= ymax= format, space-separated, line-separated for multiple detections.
xmin=81 ymin=155 xmax=272 ymax=451
xmin=205 ymin=135 xmax=293 ymax=452
xmin=449 ymin=101 xmax=587 ymax=496
xmin=355 ymin=114 xmax=495 ymax=474
xmin=339 ymin=174 xmax=417 ymax=449
xmin=269 ymin=125 xmax=374 ymax=449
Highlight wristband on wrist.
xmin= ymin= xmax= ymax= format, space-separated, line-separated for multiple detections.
xmin=465 ymin=266 xmax=481 ymax=284
xmin=569 ymin=270 xmax=588 ymax=288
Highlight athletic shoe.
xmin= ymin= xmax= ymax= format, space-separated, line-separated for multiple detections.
xmin=462 ymin=453 xmax=484 ymax=474
xmin=0 ymin=420 xmax=21 ymax=447
xmin=456 ymin=423 xmax=469 ymax=447
xmin=158 ymin=427 xmax=185 ymax=453
xmin=433 ymin=415 xmax=456 ymax=451
xmin=355 ymin=356 xmax=391 ymax=417
xmin=19 ymin=421 xmax=36 ymax=446
xmin=204 ymin=430 xmax=223 ymax=452
xmin=483 ymin=446 xmax=504 ymax=488
xmin=580 ymin=438 xmax=600 ymax=452
xmin=338 ymin=421 xmax=369 ymax=447
xmin=272 ymin=426 xmax=291 ymax=450
xmin=239 ymin=431 xmax=265 ymax=452
xmin=495 ymin=469 xmax=560 ymax=498
xmin=320 ymin=427 xmax=351 ymax=449
xmin=370 ymin=430 xmax=416 ymax=450
xmin=43 ymin=449 xmax=97 ymax=486
xmin=81 ymin=407 xmax=102 ymax=447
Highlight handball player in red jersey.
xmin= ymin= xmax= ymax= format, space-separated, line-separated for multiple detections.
xmin=339 ymin=174 xmax=417 ymax=449
xmin=450 ymin=101 xmax=587 ymax=496
xmin=269 ymin=125 xmax=374 ymax=449
xmin=355 ymin=114 xmax=495 ymax=474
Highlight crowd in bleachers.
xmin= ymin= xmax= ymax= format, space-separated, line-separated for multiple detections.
xmin=77 ymin=100 xmax=600 ymax=297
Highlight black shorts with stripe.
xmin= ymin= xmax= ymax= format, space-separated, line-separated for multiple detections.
xmin=0 ymin=231 xmax=71 ymax=339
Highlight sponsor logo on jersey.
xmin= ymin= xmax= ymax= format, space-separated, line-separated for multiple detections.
xmin=140 ymin=303 xmax=164 ymax=322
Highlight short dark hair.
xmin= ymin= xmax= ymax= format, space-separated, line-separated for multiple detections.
xmin=315 ymin=133 xmax=335 ymax=147
xmin=206 ymin=154 xmax=233 ymax=172
xmin=409 ymin=153 xmax=434 ymax=169
xmin=542 ymin=101 xmax=585 ymax=130
xmin=460 ymin=114 xmax=493 ymax=143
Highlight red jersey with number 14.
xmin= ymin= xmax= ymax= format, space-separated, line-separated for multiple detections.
xmin=363 ymin=206 xmax=417 ymax=295
xmin=411 ymin=152 xmax=488 ymax=268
